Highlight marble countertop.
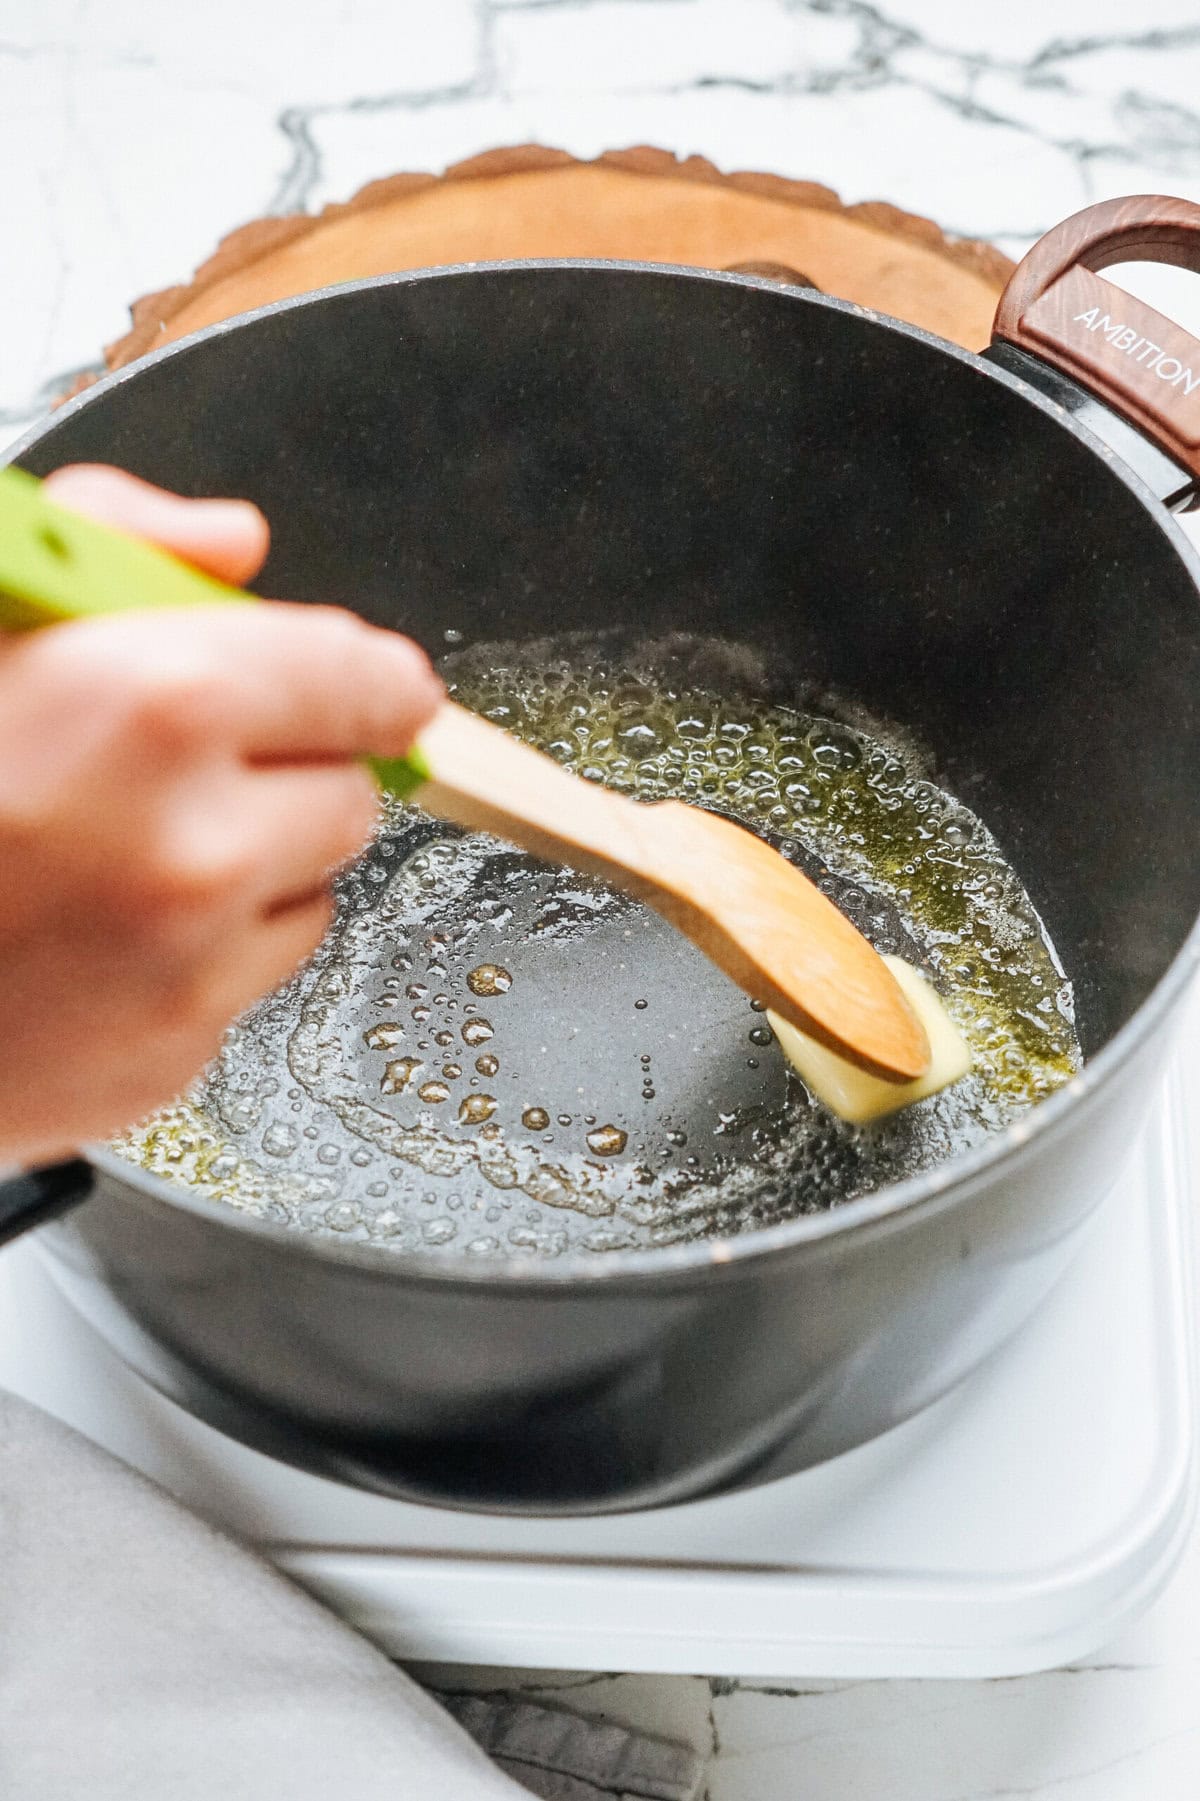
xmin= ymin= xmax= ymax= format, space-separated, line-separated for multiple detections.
xmin=4 ymin=1 xmax=1200 ymax=1795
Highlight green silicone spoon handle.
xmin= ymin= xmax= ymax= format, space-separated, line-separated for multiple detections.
xmin=0 ymin=466 xmax=430 ymax=799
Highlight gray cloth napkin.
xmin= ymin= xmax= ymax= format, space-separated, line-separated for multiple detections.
xmin=0 ymin=1389 xmax=702 ymax=1801
xmin=436 ymin=1693 xmax=703 ymax=1800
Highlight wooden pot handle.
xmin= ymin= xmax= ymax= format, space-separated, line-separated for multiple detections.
xmin=992 ymin=195 xmax=1200 ymax=482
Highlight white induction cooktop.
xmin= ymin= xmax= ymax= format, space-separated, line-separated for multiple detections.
xmin=0 ymin=1002 xmax=1194 ymax=1681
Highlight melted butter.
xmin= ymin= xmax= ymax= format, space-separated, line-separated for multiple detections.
xmin=454 ymin=647 xmax=1079 ymax=1112
xmin=466 ymin=963 xmax=512 ymax=997
xmin=115 ymin=632 xmax=1081 ymax=1258
xmin=586 ymin=1124 xmax=628 ymax=1156
xmin=380 ymin=1056 xmax=422 ymax=1095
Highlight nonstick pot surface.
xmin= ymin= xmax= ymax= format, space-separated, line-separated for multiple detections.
xmin=123 ymin=639 xmax=1031 ymax=1259
xmin=19 ymin=262 xmax=1200 ymax=1262
xmin=14 ymin=260 xmax=1200 ymax=1510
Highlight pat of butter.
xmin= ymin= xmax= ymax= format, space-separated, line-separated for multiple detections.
xmin=767 ymin=956 xmax=971 ymax=1124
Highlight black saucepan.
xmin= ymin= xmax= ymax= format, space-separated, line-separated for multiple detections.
xmin=2 ymin=195 xmax=1199 ymax=1514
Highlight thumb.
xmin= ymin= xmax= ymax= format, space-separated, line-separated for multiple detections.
xmin=44 ymin=464 xmax=270 ymax=587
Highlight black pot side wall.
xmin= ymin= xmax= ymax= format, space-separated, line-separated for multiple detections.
xmin=40 ymin=1017 xmax=1168 ymax=1512
xmin=16 ymin=265 xmax=1200 ymax=1510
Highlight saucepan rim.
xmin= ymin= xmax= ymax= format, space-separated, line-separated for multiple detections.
xmin=14 ymin=258 xmax=1200 ymax=1289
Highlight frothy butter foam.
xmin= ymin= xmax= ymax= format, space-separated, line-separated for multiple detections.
xmin=115 ymin=634 xmax=1078 ymax=1258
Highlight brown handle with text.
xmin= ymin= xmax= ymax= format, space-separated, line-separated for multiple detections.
xmin=992 ymin=195 xmax=1200 ymax=482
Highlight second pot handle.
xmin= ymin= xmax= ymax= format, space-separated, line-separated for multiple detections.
xmin=992 ymin=195 xmax=1200 ymax=487
xmin=0 ymin=1158 xmax=94 ymax=1248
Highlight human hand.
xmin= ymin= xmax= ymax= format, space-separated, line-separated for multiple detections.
xmin=0 ymin=464 xmax=442 ymax=1164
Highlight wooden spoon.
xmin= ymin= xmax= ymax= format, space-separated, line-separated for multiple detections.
xmin=0 ymin=467 xmax=930 ymax=1081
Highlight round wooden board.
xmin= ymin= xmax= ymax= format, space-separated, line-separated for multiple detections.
xmin=93 ymin=146 xmax=1012 ymax=388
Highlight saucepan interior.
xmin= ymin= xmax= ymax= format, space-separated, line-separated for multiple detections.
xmin=20 ymin=261 xmax=1200 ymax=1266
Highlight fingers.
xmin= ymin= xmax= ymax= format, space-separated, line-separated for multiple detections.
xmin=210 ymin=762 xmax=381 ymax=911
xmin=20 ymin=599 xmax=443 ymax=769
xmin=0 ymin=454 xmax=449 ymax=1160
xmin=227 ymin=605 xmax=444 ymax=760
xmin=205 ymin=893 xmax=337 ymax=1029
xmin=258 ymin=892 xmax=340 ymax=985
xmin=258 ymin=764 xmax=381 ymax=904
xmin=44 ymin=463 xmax=270 ymax=586
xmin=36 ymin=468 xmax=443 ymax=758
xmin=82 ymin=600 xmax=443 ymax=760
